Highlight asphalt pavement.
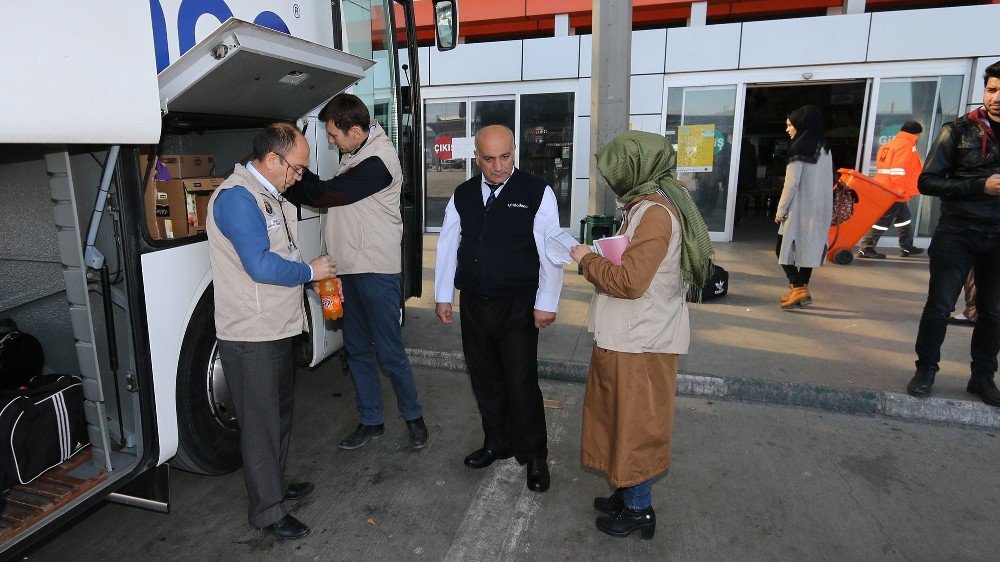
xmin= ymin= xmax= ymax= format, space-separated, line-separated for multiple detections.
xmin=30 ymin=363 xmax=1000 ymax=560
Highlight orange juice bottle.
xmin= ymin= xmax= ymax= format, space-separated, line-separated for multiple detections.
xmin=317 ymin=278 xmax=343 ymax=320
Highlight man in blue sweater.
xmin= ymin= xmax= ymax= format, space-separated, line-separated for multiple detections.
xmin=207 ymin=123 xmax=337 ymax=539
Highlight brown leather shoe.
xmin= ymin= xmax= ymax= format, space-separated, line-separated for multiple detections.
xmin=780 ymin=283 xmax=795 ymax=304
xmin=781 ymin=285 xmax=812 ymax=309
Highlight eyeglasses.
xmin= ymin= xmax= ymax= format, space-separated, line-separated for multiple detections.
xmin=276 ymin=153 xmax=306 ymax=178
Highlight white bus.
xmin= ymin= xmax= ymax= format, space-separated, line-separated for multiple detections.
xmin=0 ymin=0 xmax=456 ymax=553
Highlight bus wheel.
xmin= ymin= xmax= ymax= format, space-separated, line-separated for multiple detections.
xmin=172 ymin=293 xmax=241 ymax=475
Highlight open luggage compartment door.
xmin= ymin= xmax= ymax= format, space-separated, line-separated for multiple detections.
xmin=158 ymin=18 xmax=374 ymax=121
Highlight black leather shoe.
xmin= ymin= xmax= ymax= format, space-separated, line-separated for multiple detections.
xmin=463 ymin=446 xmax=512 ymax=469
xmin=596 ymin=506 xmax=656 ymax=539
xmin=907 ymin=368 xmax=936 ymax=397
xmin=526 ymin=458 xmax=550 ymax=493
xmin=285 ymin=482 xmax=314 ymax=501
xmin=899 ymin=247 xmax=924 ymax=257
xmin=406 ymin=417 xmax=429 ymax=450
xmin=338 ymin=423 xmax=385 ymax=450
xmin=858 ymin=248 xmax=886 ymax=259
xmin=265 ymin=514 xmax=310 ymax=540
xmin=967 ymin=376 xmax=1000 ymax=407
xmin=594 ymin=488 xmax=624 ymax=515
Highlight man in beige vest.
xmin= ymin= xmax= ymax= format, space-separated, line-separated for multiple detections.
xmin=206 ymin=123 xmax=336 ymax=539
xmin=285 ymin=94 xmax=428 ymax=451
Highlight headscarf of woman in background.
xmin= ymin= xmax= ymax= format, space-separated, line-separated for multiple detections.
xmin=785 ymin=105 xmax=828 ymax=164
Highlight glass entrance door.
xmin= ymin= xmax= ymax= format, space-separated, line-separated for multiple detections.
xmin=866 ymin=76 xmax=964 ymax=237
xmin=664 ymin=86 xmax=738 ymax=234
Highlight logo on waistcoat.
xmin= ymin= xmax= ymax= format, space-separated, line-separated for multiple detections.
xmin=508 ymin=203 xmax=529 ymax=209
xmin=264 ymin=201 xmax=274 ymax=215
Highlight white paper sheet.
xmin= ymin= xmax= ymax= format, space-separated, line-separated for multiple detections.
xmin=544 ymin=225 xmax=584 ymax=265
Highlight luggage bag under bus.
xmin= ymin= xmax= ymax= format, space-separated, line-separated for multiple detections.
xmin=0 ymin=375 xmax=89 ymax=493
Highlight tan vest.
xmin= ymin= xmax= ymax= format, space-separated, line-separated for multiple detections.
xmin=587 ymin=200 xmax=690 ymax=354
xmin=324 ymin=123 xmax=403 ymax=274
xmin=206 ymin=164 xmax=306 ymax=342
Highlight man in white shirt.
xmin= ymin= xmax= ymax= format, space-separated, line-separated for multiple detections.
xmin=434 ymin=125 xmax=564 ymax=492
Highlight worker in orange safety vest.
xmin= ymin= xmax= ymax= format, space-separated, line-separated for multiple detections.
xmin=858 ymin=121 xmax=926 ymax=258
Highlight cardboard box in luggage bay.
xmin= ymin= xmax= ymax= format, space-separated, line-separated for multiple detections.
xmin=182 ymin=177 xmax=224 ymax=233
xmin=152 ymin=180 xmax=189 ymax=239
xmin=156 ymin=154 xmax=215 ymax=179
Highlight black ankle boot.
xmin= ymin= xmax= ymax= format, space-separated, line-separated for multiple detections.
xmin=593 ymin=488 xmax=624 ymax=515
xmin=595 ymin=506 xmax=655 ymax=539
xmin=907 ymin=367 xmax=936 ymax=397
xmin=967 ymin=375 xmax=1000 ymax=407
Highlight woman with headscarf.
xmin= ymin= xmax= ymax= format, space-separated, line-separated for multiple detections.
xmin=570 ymin=130 xmax=714 ymax=540
xmin=776 ymin=105 xmax=834 ymax=309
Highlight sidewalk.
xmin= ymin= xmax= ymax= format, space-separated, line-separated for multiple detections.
xmin=403 ymin=233 xmax=1000 ymax=429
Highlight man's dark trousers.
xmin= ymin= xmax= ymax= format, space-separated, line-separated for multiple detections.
xmin=459 ymin=291 xmax=547 ymax=463
xmin=861 ymin=201 xmax=915 ymax=251
xmin=218 ymin=338 xmax=294 ymax=528
xmin=914 ymin=224 xmax=1000 ymax=377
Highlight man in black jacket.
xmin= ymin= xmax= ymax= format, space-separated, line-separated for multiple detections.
xmin=907 ymin=61 xmax=1000 ymax=406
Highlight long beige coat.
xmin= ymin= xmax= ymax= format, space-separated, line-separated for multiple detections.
xmin=579 ymin=193 xmax=686 ymax=487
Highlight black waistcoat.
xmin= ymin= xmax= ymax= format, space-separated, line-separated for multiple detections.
xmin=454 ymin=169 xmax=546 ymax=297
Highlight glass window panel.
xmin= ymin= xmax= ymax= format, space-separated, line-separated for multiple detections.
xmin=343 ymin=0 xmax=398 ymax=146
xmin=664 ymin=86 xmax=737 ymax=232
xmin=518 ymin=93 xmax=575 ymax=226
xmin=471 ymin=99 xmax=516 ymax=177
xmin=424 ymin=101 xmax=467 ymax=228
xmin=868 ymin=76 xmax=963 ymax=237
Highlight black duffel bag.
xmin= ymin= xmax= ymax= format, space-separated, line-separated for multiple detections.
xmin=0 ymin=375 xmax=88 ymax=492
xmin=0 ymin=319 xmax=45 ymax=390
xmin=689 ymin=264 xmax=729 ymax=302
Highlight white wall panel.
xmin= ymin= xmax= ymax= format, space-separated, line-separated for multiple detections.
xmin=578 ymin=78 xmax=592 ymax=116
xmin=631 ymin=29 xmax=667 ymax=75
xmin=523 ymin=36 xmax=580 ymax=80
xmin=575 ymin=116 xmax=591 ymax=178
xmin=868 ymin=6 xmax=1000 ymax=62
xmin=579 ymin=34 xmax=593 ymax=78
xmin=629 ymin=115 xmax=661 ymax=134
xmin=419 ymin=47 xmax=430 ymax=86
xmin=630 ymin=74 xmax=663 ymax=115
xmin=740 ymin=14 xmax=870 ymax=68
xmin=665 ymin=23 xmax=741 ymax=73
xmin=429 ymin=40 xmax=522 ymax=85
xmin=970 ymin=56 xmax=1000 ymax=109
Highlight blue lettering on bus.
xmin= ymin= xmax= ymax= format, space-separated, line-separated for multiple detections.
xmin=151 ymin=0 xmax=292 ymax=73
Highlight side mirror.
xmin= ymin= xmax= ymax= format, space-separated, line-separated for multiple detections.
xmin=432 ymin=0 xmax=458 ymax=51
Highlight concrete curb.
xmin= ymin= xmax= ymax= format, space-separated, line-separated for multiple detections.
xmin=406 ymin=348 xmax=1000 ymax=430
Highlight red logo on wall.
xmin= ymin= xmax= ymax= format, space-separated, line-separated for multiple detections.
xmin=434 ymin=135 xmax=453 ymax=160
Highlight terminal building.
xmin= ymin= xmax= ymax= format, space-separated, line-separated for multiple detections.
xmin=402 ymin=0 xmax=1000 ymax=245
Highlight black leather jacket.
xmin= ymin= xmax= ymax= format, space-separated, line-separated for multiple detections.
xmin=918 ymin=114 xmax=1000 ymax=229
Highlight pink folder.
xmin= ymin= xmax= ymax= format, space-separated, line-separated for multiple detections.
xmin=594 ymin=235 xmax=630 ymax=266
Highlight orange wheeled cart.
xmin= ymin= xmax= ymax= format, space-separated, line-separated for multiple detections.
xmin=827 ymin=168 xmax=907 ymax=265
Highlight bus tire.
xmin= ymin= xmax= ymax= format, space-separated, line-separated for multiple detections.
xmin=171 ymin=292 xmax=242 ymax=475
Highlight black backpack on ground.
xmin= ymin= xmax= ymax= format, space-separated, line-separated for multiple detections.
xmin=0 ymin=374 xmax=88 ymax=493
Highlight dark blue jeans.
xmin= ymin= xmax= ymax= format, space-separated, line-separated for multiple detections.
xmin=914 ymin=224 xmax=1000 ymax=377
xmin=340 ymin=273 xmax=423 ymax=425
xmin=623 ymin=479 xmax=653 ymax=510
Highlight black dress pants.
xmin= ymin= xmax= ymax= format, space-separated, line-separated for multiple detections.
xmin=218 ymin=337 xmax=294 ymax=528
xmin=459 ymin=292 xmax=547 ymax=464
xmin=914 ymin=224 xmax=1000 ymax=377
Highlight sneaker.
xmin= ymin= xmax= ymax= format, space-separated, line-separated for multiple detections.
xmin=405 ymin=417 xmax=429 ymax=450
xmin=858 ymin=248 xmax=886 ymax=259
xmin=338 ymin=423 xmax=385 ymax=450
xmin=899 ymin=247 xmax=924 ymax=257
xmin=967 ymin=376 xmax=1000 ymax=407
